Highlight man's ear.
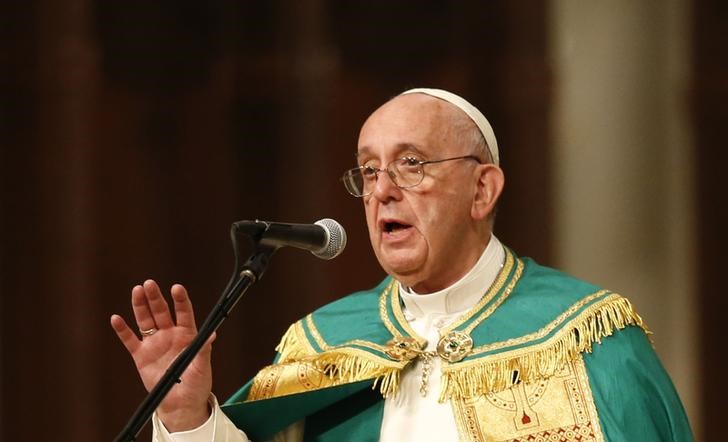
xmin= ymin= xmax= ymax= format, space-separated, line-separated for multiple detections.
xmin=471 ymin=164 xmax=505 ymax=221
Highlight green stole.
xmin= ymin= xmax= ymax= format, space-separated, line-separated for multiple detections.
xmin=222 ymin=249 xmax=692 ymax=441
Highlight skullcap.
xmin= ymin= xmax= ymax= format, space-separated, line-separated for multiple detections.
xmin=400 ymin=88 xmax=499 ymax=165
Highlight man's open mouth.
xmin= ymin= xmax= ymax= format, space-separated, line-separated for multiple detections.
xmin=382 ymin=221 xmax=411 ymax=233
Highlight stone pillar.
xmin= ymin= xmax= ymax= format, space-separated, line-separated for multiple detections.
xmin=550 ymin=0 xmax=699 ymax=436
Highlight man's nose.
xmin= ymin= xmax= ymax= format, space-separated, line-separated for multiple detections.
xmin=371 ymin=168 xmax=401 ymax=201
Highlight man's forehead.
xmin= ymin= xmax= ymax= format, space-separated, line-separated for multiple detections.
xmin=359 ymin=95 xmax=449 ymax=136
xmin=356 ymin=95 xmax=464 ymax=157
xmin=375 ymin=92 xmax=447 ymax=116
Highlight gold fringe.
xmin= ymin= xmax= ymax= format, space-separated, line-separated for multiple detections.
xmin=439 ymin=295 xmax=646 ymax=402
xmin=311 ymin=351 xmax=403 ymax=398
xmin=274 ymin=323 xmax=297 ymax=354
xmin=274 ymin=321 xmax=403 ymax=397
xmin=275 ymin=322 xmax=314 ymax=363
xmin=273 ymin=295 xmax=646 ymax=401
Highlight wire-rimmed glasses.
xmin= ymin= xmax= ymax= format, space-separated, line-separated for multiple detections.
xmin=341 ymin=155 xmax=481 ymax=197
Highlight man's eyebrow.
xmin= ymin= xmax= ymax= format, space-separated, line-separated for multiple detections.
xmin=356 ymin=143 xmax=428 ymax=158
xmin=397 ymin=144 xmax=427 ymax=158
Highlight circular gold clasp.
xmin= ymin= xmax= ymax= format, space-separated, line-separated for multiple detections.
xmin=436 ymin=330 xmax=473 ymax=362
xmin=385 ymin=336 xmax=421 ymax=361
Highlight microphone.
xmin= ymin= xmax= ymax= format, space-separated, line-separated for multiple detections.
xmin=233 ymin=218 xmax=347 ymax=260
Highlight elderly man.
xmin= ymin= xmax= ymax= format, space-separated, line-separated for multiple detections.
xmin=111 ymin=89 xmax=693 ymax=441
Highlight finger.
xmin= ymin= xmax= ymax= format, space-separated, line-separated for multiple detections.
xmin=110 ymin=314 xmax=141 ymax=354
xmin=131 ymin=284 xmax=158 ymax=333
xmin=143 ymin=279 xmax=175 ymax=329
xmin=171 ymin=284 xmax=197 ymax=330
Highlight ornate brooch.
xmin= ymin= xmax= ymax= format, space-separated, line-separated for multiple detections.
xmin=436 ymin=330 xmax=474 ymax=363
xmin=385 ymin=336 xmax=422 ymax=362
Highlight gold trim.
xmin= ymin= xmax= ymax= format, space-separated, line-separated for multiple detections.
xmin=450 ymin=356 xmax=605 ymax=441
xmin=275 ymin=321 xmax=317 ymax=362
xmin=389 ymin=284 xmax=424 ymax=343
xmin=439 ymin=294 xmax=645 ymax=401
xmin=448 ymin=249 xmax=517 ymax=333
xmin=304 ymin=311 xmax=399 ymax=354
xmin=452 ymin=398 xmax=485 ymax=442
xmin=335 ymin=339 xmax=392 ymax=353
xmin=468 ymin=290 xmax=612 ymax=357
xmin=384 ymin=248 xmax=518 ymax=346
xmin=460 ymin=256 xmax=523 ymax=336
xmin=305 ymin=314 xmax=330 ymax=351
xmin=574 ymin=356 xmax=605 ymax=441
xmin=379 ymin=279 xmax=402 ymax=337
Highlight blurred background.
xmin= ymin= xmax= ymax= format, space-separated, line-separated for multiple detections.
xmin=1 ymin=1 xmax=725 ymax=440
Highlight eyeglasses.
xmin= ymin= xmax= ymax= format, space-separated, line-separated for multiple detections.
xmin=341 ymin=155 xmax=481 ymax=197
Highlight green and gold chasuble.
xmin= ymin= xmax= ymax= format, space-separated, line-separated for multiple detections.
xmin=222 ymin=249 xmax=693 ymax=441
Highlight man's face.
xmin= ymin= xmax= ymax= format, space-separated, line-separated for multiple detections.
xmin=357 ymin=94 xmax=485 ymax=293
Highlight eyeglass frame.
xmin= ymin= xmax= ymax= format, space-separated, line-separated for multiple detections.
xmin=341 ymin=154 xmax=483 ymax=197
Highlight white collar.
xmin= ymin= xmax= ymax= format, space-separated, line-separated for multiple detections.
xmin=398 ymin=235 xmax=505 ymax=318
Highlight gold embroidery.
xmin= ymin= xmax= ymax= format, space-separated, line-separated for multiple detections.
xmin=379 ymin=279 xmax=403 ymax=337
xmin=248 ymin=365 xmax=284 ymax=400
xmin=575 ymin=353 xmax=604 ymax=438
xmin=246 ymin=347 xmax=406 ymax=401
xmin=453 ymin=399 xmax=486 ymax=442
xmin=451 ymin=356 xmax=604 ymax=442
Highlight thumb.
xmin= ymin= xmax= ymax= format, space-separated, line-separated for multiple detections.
xmin=199 ymin=331 xmax=216 ymax=356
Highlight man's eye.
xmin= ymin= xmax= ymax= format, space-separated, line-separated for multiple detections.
xmin=401 ymin=157 xmax=421 ymax=167
xmin=361 ymin=166 xmax=378 ymax=178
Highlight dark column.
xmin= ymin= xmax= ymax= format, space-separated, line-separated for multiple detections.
xmin=693 ymin=1 xmax=728 ymax=439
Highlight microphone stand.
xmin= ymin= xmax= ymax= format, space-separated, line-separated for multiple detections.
xmin=113 ymin=224 xmax=277 ymax=442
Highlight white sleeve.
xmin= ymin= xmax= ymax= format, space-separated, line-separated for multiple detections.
xmin=152 ymin=395 xmax=250 ymax=442
xmin=151 ymin=395 xmax=305 ymax=442
xmin=268 ymin=420 xmax=304 ymax=442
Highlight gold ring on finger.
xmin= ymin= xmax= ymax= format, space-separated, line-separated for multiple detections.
xmin=140 ymin=327 xmax=158 ymax=337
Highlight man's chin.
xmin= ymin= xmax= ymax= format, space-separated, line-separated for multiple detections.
xmin=373 ymin=243 xmax=427 ymax=275
xmin=379 ymin=258 xmax=423 ymax=284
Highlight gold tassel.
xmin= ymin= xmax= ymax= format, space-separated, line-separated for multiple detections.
xmin=439 ymin=296 xmax=646 ymax=402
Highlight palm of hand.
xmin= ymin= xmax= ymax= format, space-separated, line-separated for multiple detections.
xmin=111 ymin=280 xmax=214 ymax=431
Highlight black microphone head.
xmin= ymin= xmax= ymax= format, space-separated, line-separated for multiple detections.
xmin=313 ymin=218 xmax=347 ymax=260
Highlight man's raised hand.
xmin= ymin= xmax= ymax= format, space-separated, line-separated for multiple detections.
xmin=110 ymin=280 xmax=215 ymax=432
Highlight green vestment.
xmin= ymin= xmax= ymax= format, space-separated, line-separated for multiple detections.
xmin=222 ymin=249 xmax=693 ymax=441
